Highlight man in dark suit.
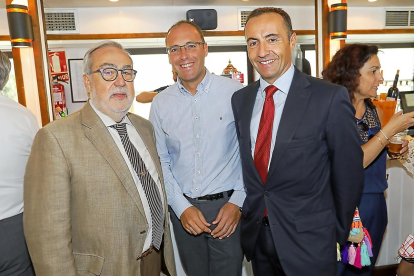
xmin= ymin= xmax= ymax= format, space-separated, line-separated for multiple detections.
xmin=231 ymin=7 xmax=365 ymax=276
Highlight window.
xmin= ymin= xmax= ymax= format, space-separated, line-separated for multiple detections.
xmin=301 ymin=44 xmax=317 ymax=78
xmin=129 ymin=46 xmax=249 ymax=119
xmin=130 ymin=52 xmax=172 ymax=119
xmin=377 ymin=45 xmax=414 ymax=93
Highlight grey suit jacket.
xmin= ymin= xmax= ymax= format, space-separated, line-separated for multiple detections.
xmin=24 ymin=102 xmax=176 ymax=276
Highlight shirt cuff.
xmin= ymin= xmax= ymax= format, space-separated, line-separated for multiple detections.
xmin=228 ymin=190 xmax=246 ymax=208
xmin=169 ymin=194 xmax=193 ymax=219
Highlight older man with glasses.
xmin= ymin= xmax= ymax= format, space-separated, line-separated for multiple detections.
xmin=149 ymin=21 xmax=245 ymax=276
xmin=23 ymin=40 xmax=176 ymax=276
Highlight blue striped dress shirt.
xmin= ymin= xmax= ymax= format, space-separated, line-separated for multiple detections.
xmin=150 ymin=70 xmax=246 ymax=218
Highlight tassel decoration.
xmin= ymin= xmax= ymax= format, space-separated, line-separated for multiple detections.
xmin=341 ymin=244 xmax=349 ymax=263
xmin=337 ymin=243 xmax=342 ymax=261
xmin=364 ymin=235 xmax=373 ymax=257
xmin=348 ymin=244 xmax=356 ymax=265
xmin=354 ymin=245 xmax=362 ymax=268
xmin=360 ymin=242 xmax=372 ymax=267
xmin=363 ymin=228 xmax=373 ymax=248
xmin=340 ymin=208 xmax=374 ymax=269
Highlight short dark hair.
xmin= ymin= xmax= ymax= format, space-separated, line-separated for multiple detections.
xmin=245 ymin=7 xmax=293 ymax=40
xmin=322 ymin=44 xmax=379 ymax=108
xmin=165 ymin=20 xmax=205 ymax=46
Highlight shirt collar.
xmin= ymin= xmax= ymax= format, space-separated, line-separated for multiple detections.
xmin=176 ymin=68 xmax=211 ymax=96
xmin=89 ymin=100 xmax=132 ymax=127
xmin=259 ymin=63 xmax=295 ymax=97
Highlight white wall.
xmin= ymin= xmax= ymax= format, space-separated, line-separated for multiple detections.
xmin=348 ymin=7 xmax=385 ymax=29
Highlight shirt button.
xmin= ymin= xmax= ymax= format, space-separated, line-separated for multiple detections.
xmin=194 ymin=99 xmax=197 ymax=102
xmin=195 ymin=188 xmax=198 ymax=191
xmin=197 ymin=153 xmax=201 ymax=156
xmin=264 ymin=191 xmax=269 ymax=197
xmin=195 ymin=117 xmax=198 ymax=120
xmin=197 ymin=171 xmax=201 ymax=174
xmin=196 ymin=135 xmax=200 ymax=139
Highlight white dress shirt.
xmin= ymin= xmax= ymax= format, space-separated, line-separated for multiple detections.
xmin=250 ymin=64 xmax=295 ymax=164
xmin=90 ymin=102 xmax=164 ymax=253
xmin=0 ymin=94 xmax=39 ymax=220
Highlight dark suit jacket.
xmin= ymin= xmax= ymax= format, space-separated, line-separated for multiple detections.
xmin=231 ymin=68 xmax=364 ymax=276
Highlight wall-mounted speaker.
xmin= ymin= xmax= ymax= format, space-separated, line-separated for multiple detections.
xmin=186 ymin=9 xmax=217 ymax=30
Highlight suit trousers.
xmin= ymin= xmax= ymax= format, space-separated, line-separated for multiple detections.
xmin=169 ymin=194 xmax=243 ymax=276
xmin=0 ymin=213 xmax=34 ymax=276
xmin=251 ymin=221 xmax=286 ymax=276
xmin=140 ymin=247 xmax=161 ymax=276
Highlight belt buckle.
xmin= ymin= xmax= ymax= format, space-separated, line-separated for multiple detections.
xmin=187 ymin=189 xmax=233 ymax=201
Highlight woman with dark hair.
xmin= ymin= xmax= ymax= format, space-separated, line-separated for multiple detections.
xmin=323 ymin=44 xmax=414 ymax=276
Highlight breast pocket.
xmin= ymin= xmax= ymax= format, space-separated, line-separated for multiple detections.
xmin=74 ymin=252 xmax=104 ymax=276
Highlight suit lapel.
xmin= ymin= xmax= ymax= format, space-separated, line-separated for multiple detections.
xmin=239 ymin=81 xmax=265 ymax=185
xmin=81 ymin=102 xmax=146 ymax=218
xmin=267 ymin=69 xmax=311 ymax=181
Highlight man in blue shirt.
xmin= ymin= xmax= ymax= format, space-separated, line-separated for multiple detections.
xmin=150 ymin=21 xmax=245 ymax=276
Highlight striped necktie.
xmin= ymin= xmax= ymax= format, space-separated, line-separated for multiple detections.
xmin=110 ymin=123 xmax=164 ymax=250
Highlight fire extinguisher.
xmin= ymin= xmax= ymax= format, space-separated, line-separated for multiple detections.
xmin=52 ymin=76 xmax=68 ymax=118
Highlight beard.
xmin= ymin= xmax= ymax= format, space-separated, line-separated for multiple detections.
xmin=110 ymin=86 xmax=133 ymax=110
xmin=90 ymin=86 xmax=134 ymax=122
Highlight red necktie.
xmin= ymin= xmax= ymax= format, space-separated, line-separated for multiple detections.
xmin=254 ymin=85 xmax=277 ymax=216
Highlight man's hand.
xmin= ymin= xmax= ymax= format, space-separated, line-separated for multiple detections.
xmin=211 ymin=202 xmax=241 ymax=239
xmin=180 ymin=206 xmax=211 ymax=235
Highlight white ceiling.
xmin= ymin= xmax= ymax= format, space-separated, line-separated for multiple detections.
xmin=1 ymin=0 xmax=414 ymax=8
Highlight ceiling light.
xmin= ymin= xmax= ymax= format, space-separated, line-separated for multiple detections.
xmin=110 ymin=0 xmax=118 ymax=2
xmin=368 ymin=0 xmax=377 ymax=2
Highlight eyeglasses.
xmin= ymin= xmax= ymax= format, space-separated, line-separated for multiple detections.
xmin=88 ymin=68 xmax=137 ymax=82
xmin=357 ymin=119 xmax=374 ymax=140
xmin=166 ymin=42 xmax=205 ymax=55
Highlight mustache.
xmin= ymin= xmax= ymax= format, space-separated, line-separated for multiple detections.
xmin=110 ymin=87 xmax=129 ymax=96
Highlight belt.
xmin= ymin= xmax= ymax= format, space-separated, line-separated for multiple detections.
xmin=262 ymin=216 xmax=270 ymax=226
xmin=184 ymin=190 xmax=234 ymax=201
xmin=136 ymin=245 xmax=154 ymax=260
